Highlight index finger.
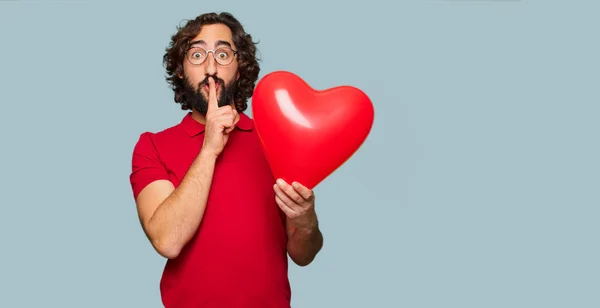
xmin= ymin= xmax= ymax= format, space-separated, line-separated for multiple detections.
xmin=208 ymin=77 xmax=218 ymax=112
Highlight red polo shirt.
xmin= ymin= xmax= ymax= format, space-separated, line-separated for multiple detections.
xmin=129 ymin=112 xmax=291 ymax=308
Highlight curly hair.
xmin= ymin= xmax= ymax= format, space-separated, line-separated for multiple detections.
xmin=163 ymin=12 xmax=260 ymax=112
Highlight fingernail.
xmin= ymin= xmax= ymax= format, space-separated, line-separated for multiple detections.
xmin=277 ymin=178 xmax=284 ymax=185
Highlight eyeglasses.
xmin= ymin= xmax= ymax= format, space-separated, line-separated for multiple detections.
xmin=186 ymin=46 xmax=238 ymax=66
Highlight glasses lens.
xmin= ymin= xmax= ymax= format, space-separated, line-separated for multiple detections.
xmin=188 ymin=48 xmax=207 ymax=65
xmin=214 ymin=47 xmax=235 ymax=65
xmin=187 ymin=47 xmax=235 ymax=65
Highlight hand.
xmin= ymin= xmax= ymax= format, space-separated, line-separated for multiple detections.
xmin=202 ymin=76 xmax=239 ymax=157
xmin=273 ymin=179 xmax=317 ymax=230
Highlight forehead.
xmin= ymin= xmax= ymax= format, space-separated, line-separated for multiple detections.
xmin=189 ymin=23 xmax=235 ymax=49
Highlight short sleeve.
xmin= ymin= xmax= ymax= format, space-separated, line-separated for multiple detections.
xmin=129 ymin=132 xmax=171 ymax=200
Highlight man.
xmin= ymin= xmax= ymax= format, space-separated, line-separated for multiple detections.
xmin=128 ymin=11 xmax=323 ymax=308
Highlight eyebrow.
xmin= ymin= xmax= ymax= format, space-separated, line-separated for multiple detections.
xmin=188 ymin=39 xmax=233 ymax=49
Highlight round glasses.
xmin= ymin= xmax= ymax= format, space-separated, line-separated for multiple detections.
xmin=186 ymin=46 xmax=237 ymax=66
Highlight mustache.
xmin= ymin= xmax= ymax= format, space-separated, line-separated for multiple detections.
xmin=198 ymin=75 xmax=225 ymax=88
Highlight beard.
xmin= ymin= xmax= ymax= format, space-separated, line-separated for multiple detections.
xmin=181 ymin=74 xmax=237 ymax=115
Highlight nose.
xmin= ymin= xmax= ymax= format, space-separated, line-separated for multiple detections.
xmin=204 ymin=51 xmax=217 ymax=76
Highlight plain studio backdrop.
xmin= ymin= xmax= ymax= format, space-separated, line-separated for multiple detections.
xmin=0 ymin=0 xmax=598 ymax=307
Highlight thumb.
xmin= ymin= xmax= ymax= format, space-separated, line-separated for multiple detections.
xmin=233 ymin=107 xmax=240 ymax=125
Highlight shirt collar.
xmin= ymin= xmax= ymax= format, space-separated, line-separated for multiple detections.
xmin=180 ymin=111 xmax=254 ymax=137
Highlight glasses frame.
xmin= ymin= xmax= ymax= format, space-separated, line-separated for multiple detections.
xmin=185 ymin=46 xmax=238 ymax=66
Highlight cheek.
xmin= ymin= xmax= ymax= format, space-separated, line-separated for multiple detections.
xmin=223 ymin=66 xmax=239 ymax=82
xmin=182 ymin=66 xmax=202 ymax=85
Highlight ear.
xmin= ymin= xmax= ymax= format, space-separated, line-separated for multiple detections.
xmin=236 ymin=71 xmax=240 ymax=81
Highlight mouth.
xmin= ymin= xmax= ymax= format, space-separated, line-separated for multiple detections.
xmin=203 ymin=82 xmax=220 ymax=93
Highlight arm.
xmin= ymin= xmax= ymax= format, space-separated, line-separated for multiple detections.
xmin=274 ymin=179 xmax=324 ymax=266
xmin=134 ymin=77 xmax=238 ymax=259
xmin=135 ymin=149 xmax=217 ymax=259
xmin=286 ymin=213 xmax=324 ymax=266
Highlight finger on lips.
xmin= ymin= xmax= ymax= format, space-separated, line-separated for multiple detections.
xmin=206 ymin=77 xmax=239 ymax=132
xmin=208 ymin=77 xmax=218 ymax=110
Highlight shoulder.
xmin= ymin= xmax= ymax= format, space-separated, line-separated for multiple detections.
xmin=132 ymin=120 xmax=184 ymax=151
xmin=236 ymin=112 xmax=255 ymax=132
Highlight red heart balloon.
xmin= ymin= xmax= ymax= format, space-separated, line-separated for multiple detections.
xmin=252 ymin=71 xmax=374 ymax=189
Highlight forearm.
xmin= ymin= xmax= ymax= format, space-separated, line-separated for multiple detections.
xmin=147 ymin=149 xmax=217 ymax=258
xmin=288 ymin=223 xmax=323 ymax=266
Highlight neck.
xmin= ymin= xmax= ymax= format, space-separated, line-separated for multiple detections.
xmin=190 ymin=109 xmax=207 ymax=124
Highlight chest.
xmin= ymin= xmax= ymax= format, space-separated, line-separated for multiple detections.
xmin=159 ymin=130 xmax=275 ymax=196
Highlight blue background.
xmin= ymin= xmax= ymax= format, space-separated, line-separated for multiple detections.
xmin=1 ymin=0 xmax=598 ymax=307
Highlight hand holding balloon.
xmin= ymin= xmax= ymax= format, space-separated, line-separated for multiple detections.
xmin=273 ymin=178 xmax=317 ymax=229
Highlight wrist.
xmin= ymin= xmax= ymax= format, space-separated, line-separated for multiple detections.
xmin=292 ymin=221 xmax=320 ymax=241
xmin=199 ymin=146 xmax=219 ymax=162
xmin=292 ymin=211 xmax=319 ymax=231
